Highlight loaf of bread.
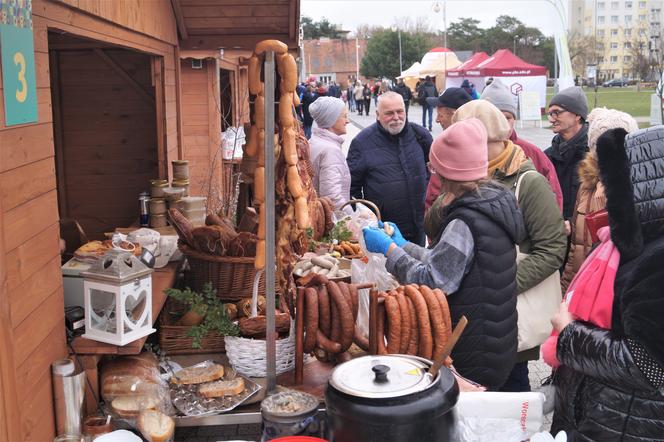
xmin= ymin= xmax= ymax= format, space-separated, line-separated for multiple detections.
xmin=198 ymin=378 xmax=245 ymax=398
xmin=111 ymin=395 xmax=158 ymax=418
xmin=137 ymin=410 xmax=175 ymax=442
xmin=101 ymin=353 xmax=162 ymax=402
xmin=170 ymin=364 xmax=225 ymax=385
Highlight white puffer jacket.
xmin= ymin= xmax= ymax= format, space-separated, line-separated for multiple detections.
xmin=309 ymin=127 xmax=350 ymax=211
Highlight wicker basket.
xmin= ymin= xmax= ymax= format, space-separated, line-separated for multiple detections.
xmin=224 ymin=270 xmax=295 ymax=377
xmin=180 ymin=243 xmax=264 ymax=301
xmin=158 ymin=297 xmax=226 ymax=355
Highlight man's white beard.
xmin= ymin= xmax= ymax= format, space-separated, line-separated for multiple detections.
xmin=385 ymin=120 xmax=405 ymax=135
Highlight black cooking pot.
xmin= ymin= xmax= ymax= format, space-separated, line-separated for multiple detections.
xmin=325 ymin=354 xmax=459 ymax=442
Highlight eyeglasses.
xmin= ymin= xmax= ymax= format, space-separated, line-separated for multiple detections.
xmin=547 ymin=109 xmax=568 ymax=118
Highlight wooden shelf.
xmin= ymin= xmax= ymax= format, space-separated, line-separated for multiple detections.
xmin=70 ymin=261 xmax=181 ymax=355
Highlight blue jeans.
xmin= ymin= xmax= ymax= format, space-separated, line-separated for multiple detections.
xmin=422 ymin=104 xmax=433 ymax=130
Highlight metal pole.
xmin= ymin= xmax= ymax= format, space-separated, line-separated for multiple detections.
xmin=263 ymin=51 xmax=277 ymax=394
xmin=398 ymin=28 xmax=403 ymax=74
xmin=356 ymin=36 xmax=360 ymax=81
xmin=443 ymin=0 xmax=447 ymax=89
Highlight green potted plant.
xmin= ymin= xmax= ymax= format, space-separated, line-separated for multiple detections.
xmin=164 ymin=283 xmax=240 ymax=349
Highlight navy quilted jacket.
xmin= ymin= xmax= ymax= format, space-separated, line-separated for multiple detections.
xmin=347 ymin=122 xmax=432 ymax=245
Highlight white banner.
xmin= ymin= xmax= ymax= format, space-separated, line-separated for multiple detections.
xmin=445 ymin=75 xmax=547 ymax=109
xmin=519 ymin=92 xmax=542 ymax=121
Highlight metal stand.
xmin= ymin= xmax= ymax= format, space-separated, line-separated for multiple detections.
xmin=263 ymin=51 xmax=277 ymax=394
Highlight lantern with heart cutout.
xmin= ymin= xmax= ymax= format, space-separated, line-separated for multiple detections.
xmin=81 ymin=250 xmax=155 ymax=345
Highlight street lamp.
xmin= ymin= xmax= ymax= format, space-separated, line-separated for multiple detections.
xmin=432 ymin=1 xmax=448 ymax=89
xmin=391 ymin=24 xmax=403 ymax=75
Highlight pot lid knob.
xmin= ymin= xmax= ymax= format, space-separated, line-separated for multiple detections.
xmin=372 ymin=364 xmax=390 ymax=383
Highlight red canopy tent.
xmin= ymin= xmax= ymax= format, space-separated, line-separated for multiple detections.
xmin=446 ymin=52 xmax=489 ymax=78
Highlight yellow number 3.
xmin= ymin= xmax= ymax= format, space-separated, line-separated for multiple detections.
xmin=14 ymin=52 xmax=28 ymax=103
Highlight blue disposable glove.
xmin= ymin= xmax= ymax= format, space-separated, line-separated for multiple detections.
xmin=384 ymin=221 xmax=407 ymax=247
xmin=362 ymin=227 xmax=394 ymax=256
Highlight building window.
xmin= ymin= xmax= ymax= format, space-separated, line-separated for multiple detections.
xmin=624 ymin=28 xmax=632 ymax=36
xmin=639 ymin=28 xmax=647 ymax=35
xmin=610 ymin=55 xmax=618 ymax=63
xmin=624 ymin=41 xmax=632 ymax=48
xmin=638 ymin=1 xmax=646 ymax=8
xmin=611 ymin=42 xmax=619 ymax=49
xmin=625 ymin=15 xmax=633 ymax=24
xmin=639 ymin=14 xmax=646 ymax=21
xmin=597 ymin=43 xmax=605 ymax=50
xmin=611 ymin=1 xmax=619 ymax=9
xmin=598 ymin=56 xmax=605 ymax=63
xmin=611 ymin=28 xmax=619 ymax=35
xmin=597 ymin=29 xmax=606 ymax=37
xmin=611 ymin=15 xmax=620 ymax=24
xmin=625 ymin=1 xmax=633 ymax=8
xmin=598 ymin=1 xmax=605 ymax=9
xmin=598 ymin=15 xmax=606 ymax=24
xmin=624 ymin=55 xmax=632 ymax=62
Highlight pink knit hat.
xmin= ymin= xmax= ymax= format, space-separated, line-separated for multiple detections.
xmin=429 ymin=118 xmax=488 ymax=181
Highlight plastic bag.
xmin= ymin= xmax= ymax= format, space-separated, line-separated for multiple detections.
xmin=455 ymin=392 xmax=545 ymax=442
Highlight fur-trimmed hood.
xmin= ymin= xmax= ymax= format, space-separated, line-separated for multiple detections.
xmin=577 ymin=152 xmax=600 ymax=190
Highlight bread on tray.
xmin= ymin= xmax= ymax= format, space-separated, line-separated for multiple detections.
xmin=111 ymin=395 xmax=158 ymax=418
xmin=170 ymin=364 xmax=225 ymax=385
xmin=198 ymin=378 xmax=246 ymax=398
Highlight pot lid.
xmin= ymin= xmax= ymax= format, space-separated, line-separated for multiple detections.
xmin=329 ymin=355 xmax=433 ymax=399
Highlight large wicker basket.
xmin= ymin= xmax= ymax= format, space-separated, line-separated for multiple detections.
xmin=180 ymin=243 xmax=264 ymax=301
xmin=224 ymin=270 xmax=295 ymax=377
xmin=158 ymin=297 xmax=226 ymax=355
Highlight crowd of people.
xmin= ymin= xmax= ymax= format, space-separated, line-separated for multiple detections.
xmin=303 ymin=75 xmax=664 ymax=439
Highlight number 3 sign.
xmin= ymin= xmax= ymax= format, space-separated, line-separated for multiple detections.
xmin=1 ymin=0 xmax=38 ymax=126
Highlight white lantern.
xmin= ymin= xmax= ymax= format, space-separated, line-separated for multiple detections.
xmin=82 ymin=250 xmax=155 ymax=346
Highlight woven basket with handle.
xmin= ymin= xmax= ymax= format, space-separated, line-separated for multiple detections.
xmin=180 ymin=243 xmax=265 ymax=301
xmin=158 ymin=297 xmax=226 ymax=355
xmin=224 ymin=269 xmax=295 ymax=377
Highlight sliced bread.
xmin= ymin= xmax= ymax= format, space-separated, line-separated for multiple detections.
xmin=137 ymin=410 xmax=175 ymax=442
xmin=170 ymin=364 xmax=224 ymax=385
xmin=110 ymin=395 xmax=158 ymax=418
xmin=199 ymin=377 xmax=245 ymax=398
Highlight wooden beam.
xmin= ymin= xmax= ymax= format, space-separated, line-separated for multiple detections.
xmin=93 ymin=49 xmax=155 ymax=108
xmin=153 ymin=57 xmax=168 ymax=179
xmin=175 ymin=47 xmax=185 ymax=160
xmin=170 ymin=0 xmax=189 ymax=40
xmin=49 ymin=51 xmax=68 ymax=219
xmin=179 ymin=34 xmax=297 ymax=51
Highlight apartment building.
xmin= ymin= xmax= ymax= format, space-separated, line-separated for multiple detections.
xmin=569 ymin=0 xmax=663 ymax=80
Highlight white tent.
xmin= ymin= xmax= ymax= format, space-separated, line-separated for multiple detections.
xmin=419 ymin=51 xmax=461 ymax=91
xmin=398 ymin=62 xmax=422 ymax=92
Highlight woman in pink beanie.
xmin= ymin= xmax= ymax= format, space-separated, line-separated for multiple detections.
xmin=363 ymin=118 xmax=525 ymax=390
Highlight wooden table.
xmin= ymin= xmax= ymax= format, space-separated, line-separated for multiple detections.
xmin=69 ymin=261 xmax=181 ymax=412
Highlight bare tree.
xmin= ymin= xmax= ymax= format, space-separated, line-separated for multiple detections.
xmin=568 ymin=30 xmax=596 ymax=78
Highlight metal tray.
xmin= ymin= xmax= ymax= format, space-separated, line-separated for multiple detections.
xmin=166 ymin=360 xmax=261 ymax=417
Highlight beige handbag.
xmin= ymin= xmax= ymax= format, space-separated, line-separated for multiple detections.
xmin=515 ymin=171 xmax=562 ymax=352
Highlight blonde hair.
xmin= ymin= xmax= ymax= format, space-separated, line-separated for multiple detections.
xmin=439 ymin=176 xmax=491 ymax=198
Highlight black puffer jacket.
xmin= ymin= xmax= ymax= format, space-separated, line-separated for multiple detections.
xmin=545 ymin=124 xmax=589 ymax=219
xmin=347 ymin=122 xmax=432 ymax=245
xmin=551 ymin=126 xmax=664 ymax=441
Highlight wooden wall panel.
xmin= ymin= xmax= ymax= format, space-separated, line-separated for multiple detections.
xmin=55 ymin=49 xmax=158 ymax=239
xmin=18 ymin=368 xmax=57 ymax=442
xmin=13 ymin=288 xmax=65 ymax=366
xmin=4 ymin=223 xmax=61 ymax=292
xmin=0 ymin=158 xmax=56 ymax=211
xmin=15 ymin=322 xmax=66 ymax=400
xmin=9 ymin=256 xmax=62 ymax=329
xmin=51 ymin=0 xmax=177 ymax=45
xmin=0 ymin=123 xmax=54 ymax=174
xmin=3 ymin=190 xmax=59 ymax=252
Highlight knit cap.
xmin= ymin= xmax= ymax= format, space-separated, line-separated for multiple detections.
xmin=452 ymin=99 xmax=512 ymax=142
xmin=587 ymin=107 xmax=639 ymax=152
xmin=480 ymin=78 xmax=517 ymax=117
xmin=548 ymin=86 xmax=588 ymax=119
xmin=429 ymin=118 xmax=488 ymax=181
xmin=309 ymin=97 xmax=346 ymax=128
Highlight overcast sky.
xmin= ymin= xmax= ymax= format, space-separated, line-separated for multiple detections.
xmin=301 ymin=0 xmax=570 ymax=38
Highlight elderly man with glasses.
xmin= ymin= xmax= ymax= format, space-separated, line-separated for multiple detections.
xmin=544 ymin=86 xmax=589 ymax=236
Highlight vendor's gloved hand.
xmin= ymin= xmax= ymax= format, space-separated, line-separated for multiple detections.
xmin=383 ymin=221 xmax=407 ymax=247
xmin=363 ymin=227 xmax=394 ymax=256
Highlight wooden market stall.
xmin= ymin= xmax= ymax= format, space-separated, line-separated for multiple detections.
xmin=0 ymin=1 xmax=181 ymax=440
xmin=0 ymin=1 xmax=301 ymax=440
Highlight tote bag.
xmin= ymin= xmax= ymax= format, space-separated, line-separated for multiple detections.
xmin=515 ymin=171 xmax=562 ymax=352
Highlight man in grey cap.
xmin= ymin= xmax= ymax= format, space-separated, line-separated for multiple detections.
xmin=423 ymin=87 xmax=472 ymax=209
xmin=544 ymin=86 xmax=589 ymax=232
